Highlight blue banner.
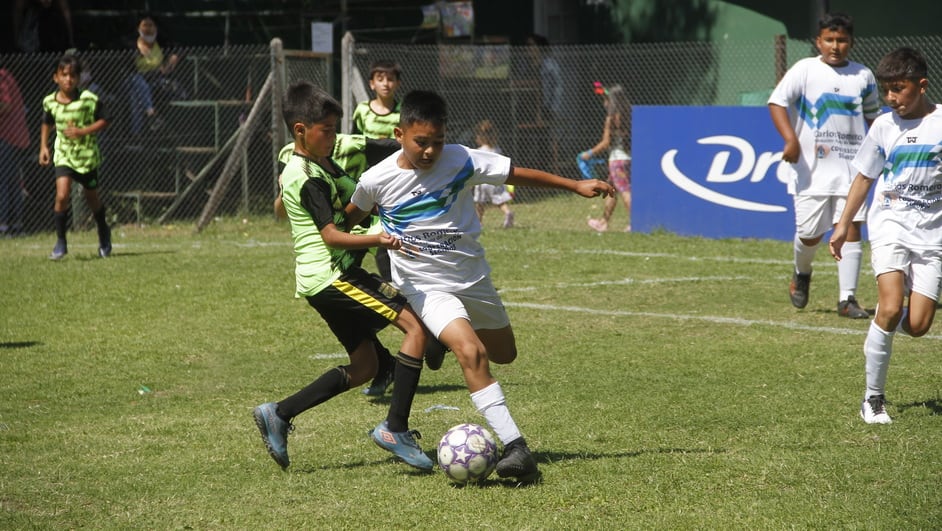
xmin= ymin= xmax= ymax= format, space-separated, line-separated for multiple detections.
xmin=633 ymin=105 xmax=793 ymax=240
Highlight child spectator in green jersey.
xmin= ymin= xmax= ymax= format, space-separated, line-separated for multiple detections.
xmin=352 ymin=59 xmax=402 ymax=139
xmin=39 ymin=53 xmax=111 ymax=260
xmin=253 ymin=82 xmax=434 ymax=472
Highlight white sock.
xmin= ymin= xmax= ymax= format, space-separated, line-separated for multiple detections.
xmin=838 ymin=241 xmax=863 ymax=301
xmin=864 ymin=321 xmax=894 ymax=400
xmin=794 ymin=234 xmax=818 ymax=275
xmin=470 ymin=382 xmax=522 ymax=446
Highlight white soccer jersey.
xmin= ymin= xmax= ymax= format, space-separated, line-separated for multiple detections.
xmin=853 ymin=105 xmax=942 ymax=250
xmin=768 ymin=56 xmax=880 ymax=195
xmin=351 ymin=144 xmax=512 ymax=291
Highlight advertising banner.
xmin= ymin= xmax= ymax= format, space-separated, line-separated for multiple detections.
xmin=633 ymin=105 xmax=794 ymax=240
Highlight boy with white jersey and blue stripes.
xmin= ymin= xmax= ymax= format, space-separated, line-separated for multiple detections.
xmin=769 ymin=12 xmax=880 ymax=319
xmin=346 ymin=89 xmax=613 ymax=484
xmin=830 ymin=47 xmax=942 ymax=424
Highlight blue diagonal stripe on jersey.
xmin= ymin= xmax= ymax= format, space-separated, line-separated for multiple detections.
xmin=798 ymin=93 xmax=861 ymax=128
xmin=381 ymin=158 xmax=476 ymax=234
xmin=885 ymin=142 xmax=942 ymax=180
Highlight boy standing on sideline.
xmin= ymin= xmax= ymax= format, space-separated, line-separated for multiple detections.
xmin=352 ymin=59 xmax=401 ymax=140
xmin=252 ymin=82 xmax=433 ymax=471
xmin=830 ymin=47 xmax=942 ymax=424
xmin=351 ymin=59 xmax=407 ymax=387
xmin=347 ymin=90 xmax=614 ymax=483
xmin=768 ymin=12 xmax=879 ymax=318
xmin=39 ymin=53 xmax=111 ymax=260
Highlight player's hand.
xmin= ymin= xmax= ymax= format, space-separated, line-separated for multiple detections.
xmin=575 ymin=178 xmax=614 ymax=198
xmin=63 ymin=121 xmax=82 ymax=139
xmin=38 ymin=148 xmax=50 ymax=166
xmin=781 ymin=138 xmax=800 ymax=163
xmin=378 ymin=232 xmax=401 ymax=250
xmin=828 ymin=228 xmax=847 ymax=261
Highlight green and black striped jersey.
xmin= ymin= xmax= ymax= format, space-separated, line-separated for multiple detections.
xmin=42 ymin=89 xmax=104 ymax=173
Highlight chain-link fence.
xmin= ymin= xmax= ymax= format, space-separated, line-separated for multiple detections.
xmin=2 ymin=35 xmax=941 ymax=237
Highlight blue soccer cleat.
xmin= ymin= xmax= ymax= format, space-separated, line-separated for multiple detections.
xmin=371 ymin=421 xmax=434 ymax=470
xmin=253 ymin=402 xmax=293 ymax=469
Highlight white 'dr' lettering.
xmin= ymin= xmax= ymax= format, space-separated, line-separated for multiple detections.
xmin=661 ymin=135 xmax=787 ymax=213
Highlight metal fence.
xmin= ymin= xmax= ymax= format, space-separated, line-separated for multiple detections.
xmin=2 ymin=35 xmax=941 ymax=237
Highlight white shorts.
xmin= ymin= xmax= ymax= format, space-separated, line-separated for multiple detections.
xmin=473 ymin=184 xmax=513 ymax=206
xmin=870 ymin=242 xmax=942 ymax=301
xmin=794 ymin=195 xmax=867 ymax=239
xmin=401 ymin=276 xmax=511 ymax=338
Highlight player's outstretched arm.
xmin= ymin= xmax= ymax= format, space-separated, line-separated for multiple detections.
xmin=321 ymin=222 xmax=400 ymax=251
xmin=507 ymin=166 xmax=614 ymax=198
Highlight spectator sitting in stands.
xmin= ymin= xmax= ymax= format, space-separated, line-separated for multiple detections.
xmin=126 ymin=15 xmax=184 ymax=136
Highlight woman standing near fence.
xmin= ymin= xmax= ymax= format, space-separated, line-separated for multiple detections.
xmin=584 ymin=84 xmax=632 ymax=233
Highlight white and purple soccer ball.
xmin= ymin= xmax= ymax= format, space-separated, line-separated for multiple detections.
xmin=437 ymin=423 xmax=499 ymax=484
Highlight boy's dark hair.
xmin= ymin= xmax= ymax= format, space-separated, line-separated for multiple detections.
xmin=282 ymin=81 xmax=342 ymax=130
xmin=370 ymin=60 xmax=401 ymax=81
xmin=818 ymin=12 xmax=853 ymax=35
xmin=399 ymin=90 xmax=447 ymax=128
xmin=876 ymin=47 xmax=928 ymax=82
xmin=55 ymin=53 xmax=83 ymax=75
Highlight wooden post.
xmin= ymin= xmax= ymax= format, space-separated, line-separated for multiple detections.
xmin=195 ymin=73 xmax=273 ymax=233
xmin=774 ymin=34 xmax=787 ymax=84
xmin=341 ymin=31 xmax=355 ymax=134
xmin=270 ymin=38 xmax=286 ymax=211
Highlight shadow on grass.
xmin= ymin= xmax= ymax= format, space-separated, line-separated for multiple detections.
xmin=536 ymin=446 xmax=724 ymax=464
xmin=896 ymin=398 xmax=942 ymax=415
xmin=811 ymin=307 xmax=875 ymax=319
xmin=293 ymin=446 xmax=725 ymax=487
xmin=70 ymin=249 xmax=179 ymax=260
xmin=0 ymin=341 xmax=41 ymax=349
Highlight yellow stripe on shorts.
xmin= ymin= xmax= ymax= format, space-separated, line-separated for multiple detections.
xmin=334 ymin=280 xmax=399 ymax=321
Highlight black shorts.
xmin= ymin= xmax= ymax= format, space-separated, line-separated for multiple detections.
xmin=55 ymin=166 xmax=100 ymax=190
xmin=306 ymin=266 xmax=406 ymax=353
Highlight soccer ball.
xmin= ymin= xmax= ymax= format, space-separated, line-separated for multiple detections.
xmin=437 ymin=423 xmax=499 ymax=484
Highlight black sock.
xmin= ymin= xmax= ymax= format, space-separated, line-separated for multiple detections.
xmin=53 ymin=210 xmax=68 ymax=241
xmin=386 ymin=352 xmax=422 ymax=432
xmin=375 ymin=340 xmax=396 ymax=375
xmin=94 ymin=206 xmax=110 ymax=243
xmin=276 ymin=366 xmax=350 ymax=420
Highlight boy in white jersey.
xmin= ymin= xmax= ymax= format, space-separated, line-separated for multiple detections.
xmin=768 ymin=12 xmax=880 ymax=318
xmin=830 ymin=47 xmax=942 ymax=424
xmin=347 ymin=90 xmax=614 ymax=484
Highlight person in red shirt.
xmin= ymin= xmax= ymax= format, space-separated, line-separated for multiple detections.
xmin=0 ymin=65 xmax=30 ymax=235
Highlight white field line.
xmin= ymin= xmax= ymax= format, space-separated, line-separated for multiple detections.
xmin=503 ymin=301 xmax=942 ymax=340
xmin=574 ymin=248 xmax=837 ymax=268
xmin=497 ymin=275 xmax=750 ymax=293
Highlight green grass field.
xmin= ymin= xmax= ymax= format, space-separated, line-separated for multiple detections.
xmin=2 ymin=200 xmax=941 ymax=529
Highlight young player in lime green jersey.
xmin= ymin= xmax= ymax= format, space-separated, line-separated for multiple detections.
xmin=352 ymin=60 xmax=401 ymax=140
xmin=253 ymin=82 xmax=434 ymax=472
xmin=39 ymin=53 xmax=111 ymax=260
xmin=273 ymin=132 xmax=449 ymax=396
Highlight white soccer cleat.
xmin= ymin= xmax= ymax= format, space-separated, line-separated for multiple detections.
xmin=860 ymin=395 xmax=892 ymax=424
